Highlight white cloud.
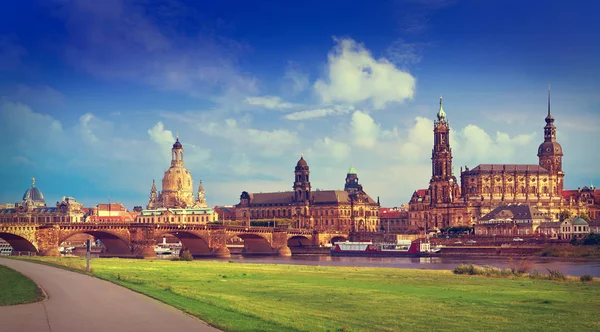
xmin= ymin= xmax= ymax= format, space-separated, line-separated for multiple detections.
xmin=245 ymin=96 xmax=295 ymax=109
xmin=457 ymin=125 xmax=536 ymax=164
xmin=313 ymin=137 xmax=351 ymax=161
xmin=283 ymin=63 xmax=309 ymax=96
xmin=351 ymin=111 xmax=380 ymax=148
xmin=385 ymin=39 xmax=426 ymax=66
xmin=195 ymin=117 xmax=298 ymax=157
xmin=314 ymin=38 xmax=416 ymax=109
xmin=147 ymin=122 xmax=175 ymax=146
xmin=79 ymin=113 xmax=99 ymax=143
xmin=284 ymin=105 xmax=354 ymax=121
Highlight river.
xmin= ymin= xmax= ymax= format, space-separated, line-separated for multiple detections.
xmin=200 ymin=255 xmax=600 ymax=277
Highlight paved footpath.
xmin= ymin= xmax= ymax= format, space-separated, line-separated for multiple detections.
xmin=0 ymin=258 xmax=221 ymax=332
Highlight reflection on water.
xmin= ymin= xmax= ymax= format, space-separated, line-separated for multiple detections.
xmin=204 ymin=255 xmax=600 ymax=277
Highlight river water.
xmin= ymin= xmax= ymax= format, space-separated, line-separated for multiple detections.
xmin=201 ymin=255 xmax=600 ymax=277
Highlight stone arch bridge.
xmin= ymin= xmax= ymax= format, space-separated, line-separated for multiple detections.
xmin=0 ymin=223 xmax=349 ymax=258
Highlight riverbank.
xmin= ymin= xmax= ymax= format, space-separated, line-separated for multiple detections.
xmin=0 ymin=265 xmax=45 ymax=306
xmin=14 ymin=256 xmax=600 ymax=332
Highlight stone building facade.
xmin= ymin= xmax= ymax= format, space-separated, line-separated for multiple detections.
xmin=473 ymin=204 xmax=551 ymax=236
xmin=408 ymin=88 xmax=583 ymax=231
xmin=0 ymin=178 xmax=85 ymax=224
xmin=561 ymin=186 xmax=600 ymax=220
xmin=379 ymin=207 xmax=415 ymax=233
xmin=137 ymin=137 xmax=218 ymax=224
xmin=235 ymin=157 xmax=381 ymax=232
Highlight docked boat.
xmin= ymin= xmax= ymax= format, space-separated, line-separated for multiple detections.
xmin=331 ymin=240 xmax=438 ymax=257
xmin=154 ymin=245 xmax=173 ymax=255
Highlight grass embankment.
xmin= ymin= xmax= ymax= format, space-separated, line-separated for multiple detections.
xmin=18 ymin=257 xmax=600 ymax=332
xmin=0 ymin=265 xmax=45 ymax=306
xmin=539 ymin=245 xmax=600 ymax=258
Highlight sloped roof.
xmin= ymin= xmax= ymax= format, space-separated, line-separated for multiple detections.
xmin=481 ymin=204 xmax=549 ymax=221
xmin=469 ymin=164 xmax=549 ymax=173
xmin=97 ymin=203 xmax=127 ymax=211
xmin=246 ymin=190 xmax=377 ymax=205
xmin=416 ymin=189 xmax=428 ymax=198
xmin=538 ymin=221 xmax=560 ymax=228
xmin=380 ymin=208 xmax=407 ymax=219
xmin=562 ymin=190 xmax=579 ymax=200
xmin=569 ymin=217 xmax=589 ymax=226
xmin=248 ymin=192 xmax=294 ymax=205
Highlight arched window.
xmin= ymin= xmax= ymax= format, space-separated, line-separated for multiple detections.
xmin=470 ymin=186 xmax=477 ymax=194
xmin=543 ymin=186 xmax=548 ymax=194
xmin=179 ymin=151 xmax=183 ymax=160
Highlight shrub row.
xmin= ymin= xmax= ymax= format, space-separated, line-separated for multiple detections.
xmin=452 ymin=264 xmax=593 ymax=282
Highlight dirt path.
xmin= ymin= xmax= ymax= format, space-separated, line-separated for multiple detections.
xmin=0 ymin=258 xmax=221 ymax=332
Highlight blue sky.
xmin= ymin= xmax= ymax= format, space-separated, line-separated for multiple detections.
xmin=1 ymin=0 xmax=598 ymax=209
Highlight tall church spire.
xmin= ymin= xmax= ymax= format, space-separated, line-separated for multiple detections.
xmin=547 ymin=83 xmax=552 ymax=118
xmin=538 ymin=85 xmax=563 ymax=176
xmin=437 ymin=96 xmax=446 ymax=122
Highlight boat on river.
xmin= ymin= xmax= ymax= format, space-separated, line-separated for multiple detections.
xmin=331 ymin=240 xmax=438 ymax=257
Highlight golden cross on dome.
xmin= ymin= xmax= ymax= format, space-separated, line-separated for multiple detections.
xmin=31 ymin=177 xmax=35 ymax=187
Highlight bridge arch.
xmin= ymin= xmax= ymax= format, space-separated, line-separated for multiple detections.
xmin=156 ymin=230 xmax=212 ymax=257
xmin=60 ymin=231 xmax=131 ymax=257
xmin=330 ymin=236 xmax=348 ymax=244
xmin=234 ymin=233 xmax=274 ymax=255
xmin=287 ymin=235 xmax=312 ymax=248
xmin=0 ymin=232 xmax=37 ymax=253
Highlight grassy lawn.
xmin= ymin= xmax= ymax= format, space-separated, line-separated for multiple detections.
xmin=0 ymin=265 xmax=45 ymax=306
xmin=19 ymin=257 xmax=600 ymax=332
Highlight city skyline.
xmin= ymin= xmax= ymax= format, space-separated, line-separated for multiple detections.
xmin=1 ymin=0 xmax=599 ymax=209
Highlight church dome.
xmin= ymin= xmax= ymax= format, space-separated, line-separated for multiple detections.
xmin=161 ymin=167 xmax=193 ymax=193
xmin=537 ymin=141 xmax=563 ymax=156
xmin=297 ymin=155 xmax=308 ymax=167
xmin=22 ymin=178 xmax=45 ymax=205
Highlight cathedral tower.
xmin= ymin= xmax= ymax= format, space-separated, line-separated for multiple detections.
xmin=344 ymin=165 xmax=360 ymax=193
xmin=293 ymin=155 xmax=311 ymax=202
xmin=429 ymin=97 xmax=459 ymax=204
xmin=537 ymin=85 xmax=564 ymax=192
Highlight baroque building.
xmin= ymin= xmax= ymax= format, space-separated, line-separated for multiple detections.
xmin=137 ymin=137 xmax=218 ymax=224
xmin=409 ymin=88 xmax=576 ymax=231
xmin=235 ymin=156 xmax=381 ymax=232
xmin=0 ymin=178 xmax=85 ymax=223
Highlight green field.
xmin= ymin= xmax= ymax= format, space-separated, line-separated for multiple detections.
xmin=0 ymin=265 xmax=45 ymax=306
xmin=19 ymin=257 xmax=600 ymax=331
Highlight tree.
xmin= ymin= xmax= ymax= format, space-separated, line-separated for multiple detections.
xmin=559 ymin=210 xmax=572 ymax=222
xmin=578 ymin=211 xmax=591 ymax=222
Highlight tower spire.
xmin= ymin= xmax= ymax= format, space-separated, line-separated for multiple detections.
xmin=547 ymin=83 xmax=551 ymax=117
xmin=31 ymin=177 xmax=36 ymax=187
xmin=437 ymin=96 xmax=446 ymax=121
